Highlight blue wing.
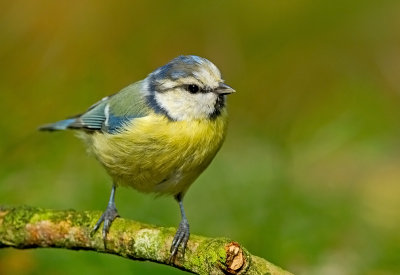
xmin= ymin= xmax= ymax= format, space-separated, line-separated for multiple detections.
xmin=39 ymin=81 xmax=150 ymax=134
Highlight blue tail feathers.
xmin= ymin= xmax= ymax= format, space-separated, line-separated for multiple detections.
xmin=38 ymin=118 xmax=76 ymax=131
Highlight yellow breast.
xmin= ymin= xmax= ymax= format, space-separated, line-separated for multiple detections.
xmin=83 ymin=111 xmax=228 ymax=196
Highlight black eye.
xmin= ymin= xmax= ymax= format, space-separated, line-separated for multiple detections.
xmin=187 ymin=84 xmax=199 ymax=93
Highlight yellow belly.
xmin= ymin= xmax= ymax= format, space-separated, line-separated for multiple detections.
xmin=82 ymin=112 xmax=227 ymax=196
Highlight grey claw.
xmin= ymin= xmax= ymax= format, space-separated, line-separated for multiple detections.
xmin=169 ymin=219 xmax=190 ymax=261
xmin=91 ymin=204 xmax=119 ymax=248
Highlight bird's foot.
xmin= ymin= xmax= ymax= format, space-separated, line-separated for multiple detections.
xmin=91 ymin=203 xmax=119 ymax=247
xmin=169 ymin=218 xmax=190 ymax=261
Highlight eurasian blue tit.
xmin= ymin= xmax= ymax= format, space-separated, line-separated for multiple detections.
xmin=40 ymin=55 xmax=235 ymax=258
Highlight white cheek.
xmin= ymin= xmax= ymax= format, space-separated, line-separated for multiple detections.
xmin=155 ymin=91 xmax=218 ymax=121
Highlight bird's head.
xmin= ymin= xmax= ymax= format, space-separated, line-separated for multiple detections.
xmin=144 ymin=55 xmax=235 ymax=121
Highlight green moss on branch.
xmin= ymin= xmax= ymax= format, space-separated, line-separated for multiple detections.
xmin=0 ymin=205 xmax=293 ymax=275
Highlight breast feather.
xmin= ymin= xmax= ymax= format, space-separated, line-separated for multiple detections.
xmin=88 ymin=112 xmax=227 ymax=195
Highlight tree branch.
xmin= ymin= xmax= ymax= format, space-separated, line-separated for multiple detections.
xmin=0 ymin=205 xmax=293 ymax=275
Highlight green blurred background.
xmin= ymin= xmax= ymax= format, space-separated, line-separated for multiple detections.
xmin=1 ymin=0 xmax=400 ymax=274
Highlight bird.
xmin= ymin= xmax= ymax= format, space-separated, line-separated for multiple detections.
xmin=39 ymin=55 xmax=235 ymax=259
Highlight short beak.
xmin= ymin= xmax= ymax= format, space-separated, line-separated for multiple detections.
xmin=214 ymin=83 xmax=236 ymax=95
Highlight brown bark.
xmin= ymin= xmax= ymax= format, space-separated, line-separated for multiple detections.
xmin=0 ymin=205 xmax=293 ymax=275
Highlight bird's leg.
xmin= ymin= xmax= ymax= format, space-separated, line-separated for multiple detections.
xmin=170 ymin=193 xmax=190 ymax=260
xmin=92 ymin=184 xmax=120 ymax=246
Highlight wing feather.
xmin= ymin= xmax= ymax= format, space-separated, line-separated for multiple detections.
xmin=40 ymin=81 xmax=151 ymax=133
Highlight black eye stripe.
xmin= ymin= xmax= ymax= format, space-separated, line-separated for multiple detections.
xmin=183 ymin=84 xmax=213 ymax=94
